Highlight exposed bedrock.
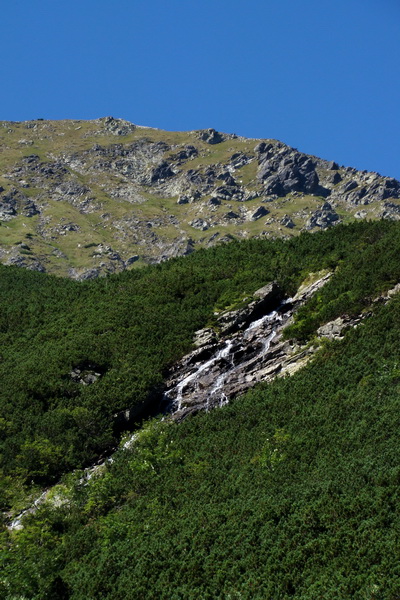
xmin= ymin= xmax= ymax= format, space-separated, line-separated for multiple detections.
xmin=256 ymin=143 xmax=329 ymax=197
xmin=161 ymin=274 xmax=331 ymax=420
xmin=11 ymin=275 xmax=400 ymax=531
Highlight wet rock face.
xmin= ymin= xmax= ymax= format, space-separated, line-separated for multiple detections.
xmin=163 ymin=312 xmax=288 ymax=418
xmin=160 ymin=274 xmax=332 ymax=420
xmin=158 ymin=271 xmax=400 ymax=423
xmin=216 ymin=282 xmax=283 ymax=335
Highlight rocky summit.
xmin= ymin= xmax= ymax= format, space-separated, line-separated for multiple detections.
xmin=0 ymin=116 xmax=399 ymax=278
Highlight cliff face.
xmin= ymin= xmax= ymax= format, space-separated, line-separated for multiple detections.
xmin=161 ymin=278 xmax=325 ymax=421
xmin=1 ymin=117 xmax=399 ymax=278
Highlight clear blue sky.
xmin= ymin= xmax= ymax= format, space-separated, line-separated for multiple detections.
xmin=1 ymin=0 xmax=399 ymax=178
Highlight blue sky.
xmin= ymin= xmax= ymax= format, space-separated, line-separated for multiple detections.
xmin=1 ymin=0 xmax=399 ymax=178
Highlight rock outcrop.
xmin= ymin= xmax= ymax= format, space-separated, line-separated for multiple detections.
xmin=161 ymin=274 xmax=332 ymax=420
xmin=306 ymin=202 xmax=340 ymax=230
xmin=257 ymin=142 xmax=328 ymax=197
xmin=160 ymin=277 xmax=400 ymax=422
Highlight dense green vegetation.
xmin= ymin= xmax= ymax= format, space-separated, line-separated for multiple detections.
xmin=1 ymin=221 xmax=400 ymax=598
xmin=4 ymin=296 xmax=400 ymax=599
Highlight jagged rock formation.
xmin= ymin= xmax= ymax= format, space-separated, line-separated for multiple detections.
xmin=305 ymin=201 xmax=340 ymax=229
xmin=1 ymin=117 xmax=399 ymax=278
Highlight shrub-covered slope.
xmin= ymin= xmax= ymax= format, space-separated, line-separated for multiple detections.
xmin=0 ymin=221 xmax=399 ymax=494
xmin=1 ymin=221 xmax=400 ymax=598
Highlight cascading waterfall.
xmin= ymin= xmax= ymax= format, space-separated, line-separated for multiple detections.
xmin=206 ymin=339 xmax=234 ymax=410
xmin=163 ymin=303 xmax=290 ymax=414
xmin=171 ymin=338 xmax=234 ymax=411
xmin=173 ymin=349 xmax=225 ymax=411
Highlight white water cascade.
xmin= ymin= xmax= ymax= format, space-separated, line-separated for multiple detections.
xmin=163 ymin=302 xmax=291 ymax=417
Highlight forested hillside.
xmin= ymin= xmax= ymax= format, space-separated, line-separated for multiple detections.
xmin=1 ymin=221 xmax=400 ymax=599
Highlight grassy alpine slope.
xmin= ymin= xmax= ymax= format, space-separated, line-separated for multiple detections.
xmin=1 ymin=220 xmax=400 ymax=598
xmin=1 ymin=117 xmax=400 ymax=278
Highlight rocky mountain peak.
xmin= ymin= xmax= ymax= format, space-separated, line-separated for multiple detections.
xmin=0 ymin=118 xmax=399 ymax=279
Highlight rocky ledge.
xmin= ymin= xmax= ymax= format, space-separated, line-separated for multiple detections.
xmin=160 ymin=277 xmax=400 ymax=422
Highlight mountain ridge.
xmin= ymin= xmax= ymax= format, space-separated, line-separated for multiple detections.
xmin=1 ymin=117 xmax=399 ymax=279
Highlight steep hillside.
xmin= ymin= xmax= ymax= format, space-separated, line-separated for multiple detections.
xmin=1 ymin=221 xmax=400 ymax=599
xmin=8 ymin=293 xmax=399 ymax=600
xmin=1 ymin=117 xmax=400 ymax=278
